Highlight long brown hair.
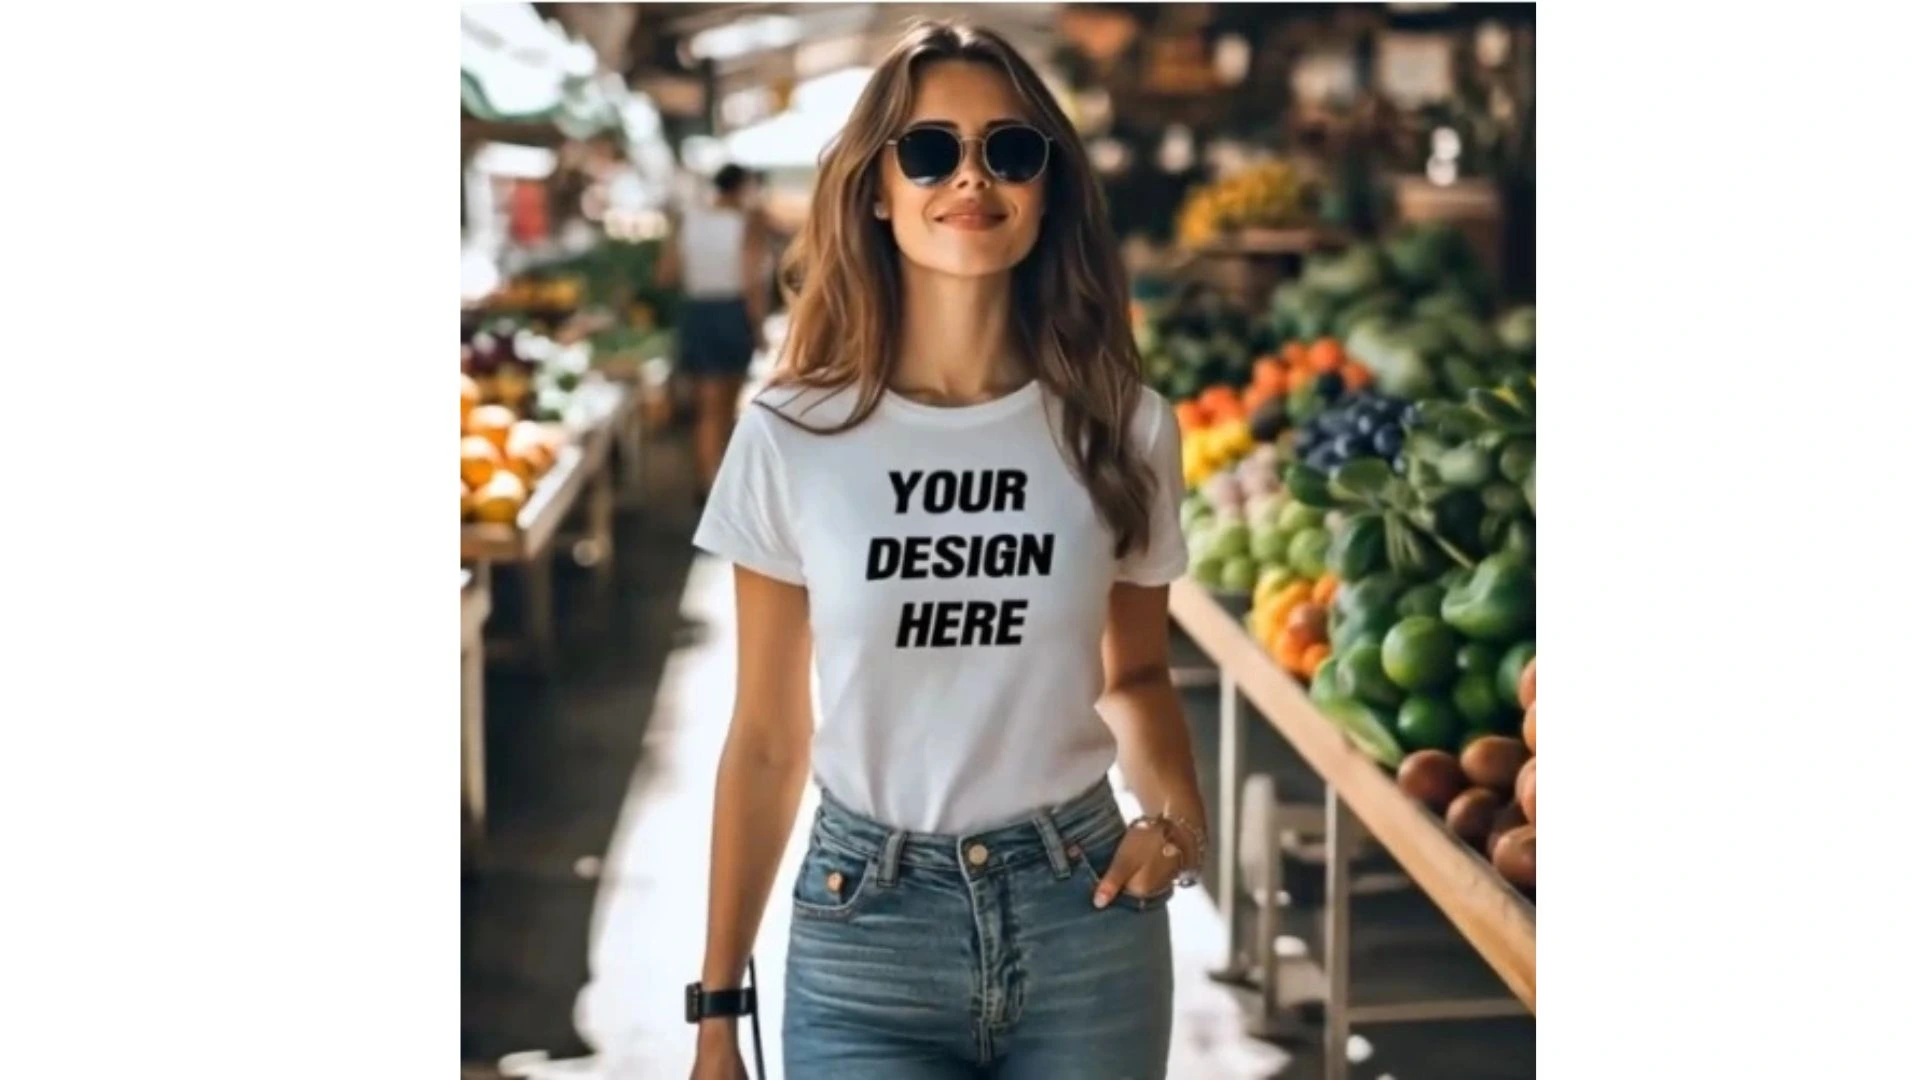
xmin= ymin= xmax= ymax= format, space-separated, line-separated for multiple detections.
xmin=766 ymin=19 xmax=1154 ymax=559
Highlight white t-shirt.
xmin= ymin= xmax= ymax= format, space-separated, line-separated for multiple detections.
xmin=692 ymin=379 xmax=1188 ymax=834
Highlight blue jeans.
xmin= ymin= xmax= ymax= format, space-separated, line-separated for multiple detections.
xmin=781 ymin=777 xmax=1174 ymax=1079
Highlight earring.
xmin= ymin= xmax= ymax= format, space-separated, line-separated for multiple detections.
xmin=874 ymin=203 xmax=889 ymax=219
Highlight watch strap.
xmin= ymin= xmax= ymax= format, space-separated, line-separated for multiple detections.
xmin=685 ymin=982 xmax=756 ymax=1022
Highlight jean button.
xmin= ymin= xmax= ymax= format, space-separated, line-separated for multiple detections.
xmin=966 ymin=842 xmax=989 ymax=867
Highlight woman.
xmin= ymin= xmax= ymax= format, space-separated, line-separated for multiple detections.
xmin=687 ymin=21 xmax=1208 ymax=1080
xmin=657 ymin=163 xmax=771 ymax=500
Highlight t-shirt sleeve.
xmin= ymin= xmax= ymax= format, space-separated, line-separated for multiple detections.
xmin=1116 ymin=392 xmax=1190 ymax=587
xmin=692 ymin=405 xmax=807 ymax=585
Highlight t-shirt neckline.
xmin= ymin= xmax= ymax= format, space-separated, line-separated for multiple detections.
xmin=879 ymin=379 xmax=1043 ymax=428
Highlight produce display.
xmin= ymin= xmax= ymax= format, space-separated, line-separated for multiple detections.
xmin=460 ymin=319 xmax=581 ymax=526
xmin=1174 ymin=160 xmax=1316 ymax=249
xmin=462 ymin=317 xmax=592 ymax=424
xmin=1167 ymin=218 xmax=1539 ymax=891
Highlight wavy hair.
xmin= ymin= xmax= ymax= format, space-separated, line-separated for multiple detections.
xmin=766 ymin=19 xmax=1153 ymax=558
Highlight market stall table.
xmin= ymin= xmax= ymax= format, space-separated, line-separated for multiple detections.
xmin=1169 ymin=577 xmax=1534 ymax=1080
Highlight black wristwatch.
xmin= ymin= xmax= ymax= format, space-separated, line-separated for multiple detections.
xmin=685 ymin=981 xmax=757 ymax=1023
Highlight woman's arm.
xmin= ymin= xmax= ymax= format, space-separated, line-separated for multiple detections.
xmin=740 ymin=208 xmax=771 ymax=349
xmin=1095 ymin=581 xmax=1209 ymax=895
xmin=654 ymin=212 xmax=682 ymax=289
xmin=697 ymin=565 xmax=814 ymax=1044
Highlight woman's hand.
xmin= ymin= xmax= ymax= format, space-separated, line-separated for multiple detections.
xmin=1092 ymin=819 xmax=1190 ymax=909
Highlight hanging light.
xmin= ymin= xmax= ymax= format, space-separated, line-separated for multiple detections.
xmin=1212 ymin=34 xmax=1251 ymax=86
xmin=1158 ymin=125 xmax=1195 ymax=173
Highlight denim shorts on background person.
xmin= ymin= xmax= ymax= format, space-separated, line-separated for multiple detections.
xmin=677 ymin=296 xmax=755 ymax=379
xmin=782 ymin=776 xmax=1175 ymax=1080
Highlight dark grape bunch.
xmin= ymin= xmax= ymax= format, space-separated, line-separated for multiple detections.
xmin=1295 ymin=389 xmax=1417 ymax=473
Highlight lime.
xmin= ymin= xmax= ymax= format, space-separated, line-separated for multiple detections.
xmin=1457 ymin=642 xmax=1501 ymax=677
xmin=1251 ymin=524 xmax=1290 ymax=564
xmin=1381 ymin=616 xmax=1459 ymax=692
xmin=1276 ymin=500 xmax=1326 ymax=536
xmin=1287 ymin=527 xmax=1331 ymax=578
xmin=1208 ymin=521 xmax=1251 ymax=562
xmin=1396 ymin=583 xmax=1446 ymax=619
xmin=1497 ymin=641 xmax=1536 ymax=706
xmin=1451 ymin=671 xmax=1502 ymax=726
xmin=1336 ymin=643 xmax=1405 ymax=709
xmin=1220 ymin=556 xmax=1259 ymax=594
xmin=1396 ymin=695 xmax=1461 ymax=752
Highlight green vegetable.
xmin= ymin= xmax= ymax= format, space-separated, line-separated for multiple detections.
xmin=1456 ymin=643 xmax=1501 ymax=677
xmin=1250 ymin=524 xmax=1289 ymax=564
xmin=1192 ymin=555 xmax=1225 ymax=589
xmin=1286 ymin=464 xmax=1336 ymax=509
xmin=1497 ymin=641 xmax=1537 ymax=706
xmin=1318 ymin=696 xmax=1406 ymax=769
xmin=1327 ymin=513 xmax=1388 ymax=580
xmin=1287 ymin=528 xmax=1332 ymax=579
xmin=1498 ymin=438 xmax=1536 ymax=484
xmin=1308 ymin=662 xmax=1343 ymax=711
xmin=1481 ymin=482 xmax=1528 ymax=517
xmin=1437 ymin=445 xmax=1495 ymax=488
xmin=1381 ymin=616 xmax=1460 ymax=692
xmin=1440 ymin=554 xmax=1537 ymax=642
xmin=1503 ymin=519 xmax=1536 ymax=563
xmin=1396 ymin=695 xmax=1462 ymax=753
xmin=1451 ymin=671 xmax=1503 ymax=727
xmin=1335 ymin=643 xmax=1407 ymax=709
xmin=1396 ymin=583 xmax=1446 ymax=618
xmin=1221 ymin=556 xmax=1259 ymax=594
xmin=1276 ymin=501 xmax=1326 ymax=536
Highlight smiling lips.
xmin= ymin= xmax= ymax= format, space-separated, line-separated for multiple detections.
xmin=933 ymin=203 xmax=1008 ymax=230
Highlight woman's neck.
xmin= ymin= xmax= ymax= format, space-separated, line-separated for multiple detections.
xmin=892 ymin=267 xmax=1026 ymax=402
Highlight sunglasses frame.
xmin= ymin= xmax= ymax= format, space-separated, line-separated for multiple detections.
xmin=884 ymin=124 xmax=1054 ymax=187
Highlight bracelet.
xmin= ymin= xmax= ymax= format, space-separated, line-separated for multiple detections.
xmin=1129 ymin=811 xmax=1210 ymax=888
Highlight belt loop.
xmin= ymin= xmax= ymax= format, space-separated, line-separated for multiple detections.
xmin=876 ymin=829 xmax=907 ymax=887
xmin=1033 ymin=809 xmax=1072 ymax=880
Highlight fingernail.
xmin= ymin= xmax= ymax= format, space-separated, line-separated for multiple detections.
xmin=1093 ymin=890 xmax=1110 ymax=909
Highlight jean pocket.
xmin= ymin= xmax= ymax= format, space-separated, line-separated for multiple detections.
xmin=791 ymin=839 xmax=879 ymax=920
xmin=1073 ymin=832 xmax=1176 ymax=913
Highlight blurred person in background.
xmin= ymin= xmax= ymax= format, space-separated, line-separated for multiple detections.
xmin=685 ymin=20 xmax=1206 ymax=1080
xmin=656 ymin=163 xmax=770 ymax=501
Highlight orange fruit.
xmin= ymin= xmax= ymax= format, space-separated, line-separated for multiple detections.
xmin=468 ymin=405 xmax=517 ymax=454
xmin=1340 ymin=362 xmax=1371 ymax=391
xmin=460 ymin=374 xmax=482 ymax=430
xmin=460 ymin=436 xmax=501 ymax=489
xmin=1307 ymin=339 xmax=1344 ymax=373
xmin=1301 ymin=643 xmax=1332 ymax=675
xmin=1311 ymin=573 xmax=1341 ymax=607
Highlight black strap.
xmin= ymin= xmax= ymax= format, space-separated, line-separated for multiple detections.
xmin=747 ymin=955 xmax=765 ymax=1080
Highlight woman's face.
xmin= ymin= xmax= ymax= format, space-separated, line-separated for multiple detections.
xmin=876 ymin=60 xmax=1048 ymax=280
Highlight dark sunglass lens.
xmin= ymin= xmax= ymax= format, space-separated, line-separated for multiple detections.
xmin=985 ymin=127 xmax=1048 ymax=182
xmin=895 ymin=129 xmax=961 ymax=185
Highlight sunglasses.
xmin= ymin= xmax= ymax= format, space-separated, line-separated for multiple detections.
xmin=886 ymin=124 xmax=1052 ymax=186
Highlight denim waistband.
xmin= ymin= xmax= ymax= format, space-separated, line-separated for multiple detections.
xmin=811 ymin=776 xmax=1129 ymax=885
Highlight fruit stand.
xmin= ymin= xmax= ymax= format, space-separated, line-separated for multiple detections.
xmin=1148 ymin=219 xmax=1537 ymax=1079
xmin=461 ymin=568 xmax=492 ymax=829
xmin=461 ymin=369 xmax=633 ymax=674
xmin=1173 ymin=578 xmax=1532 ymax=1074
